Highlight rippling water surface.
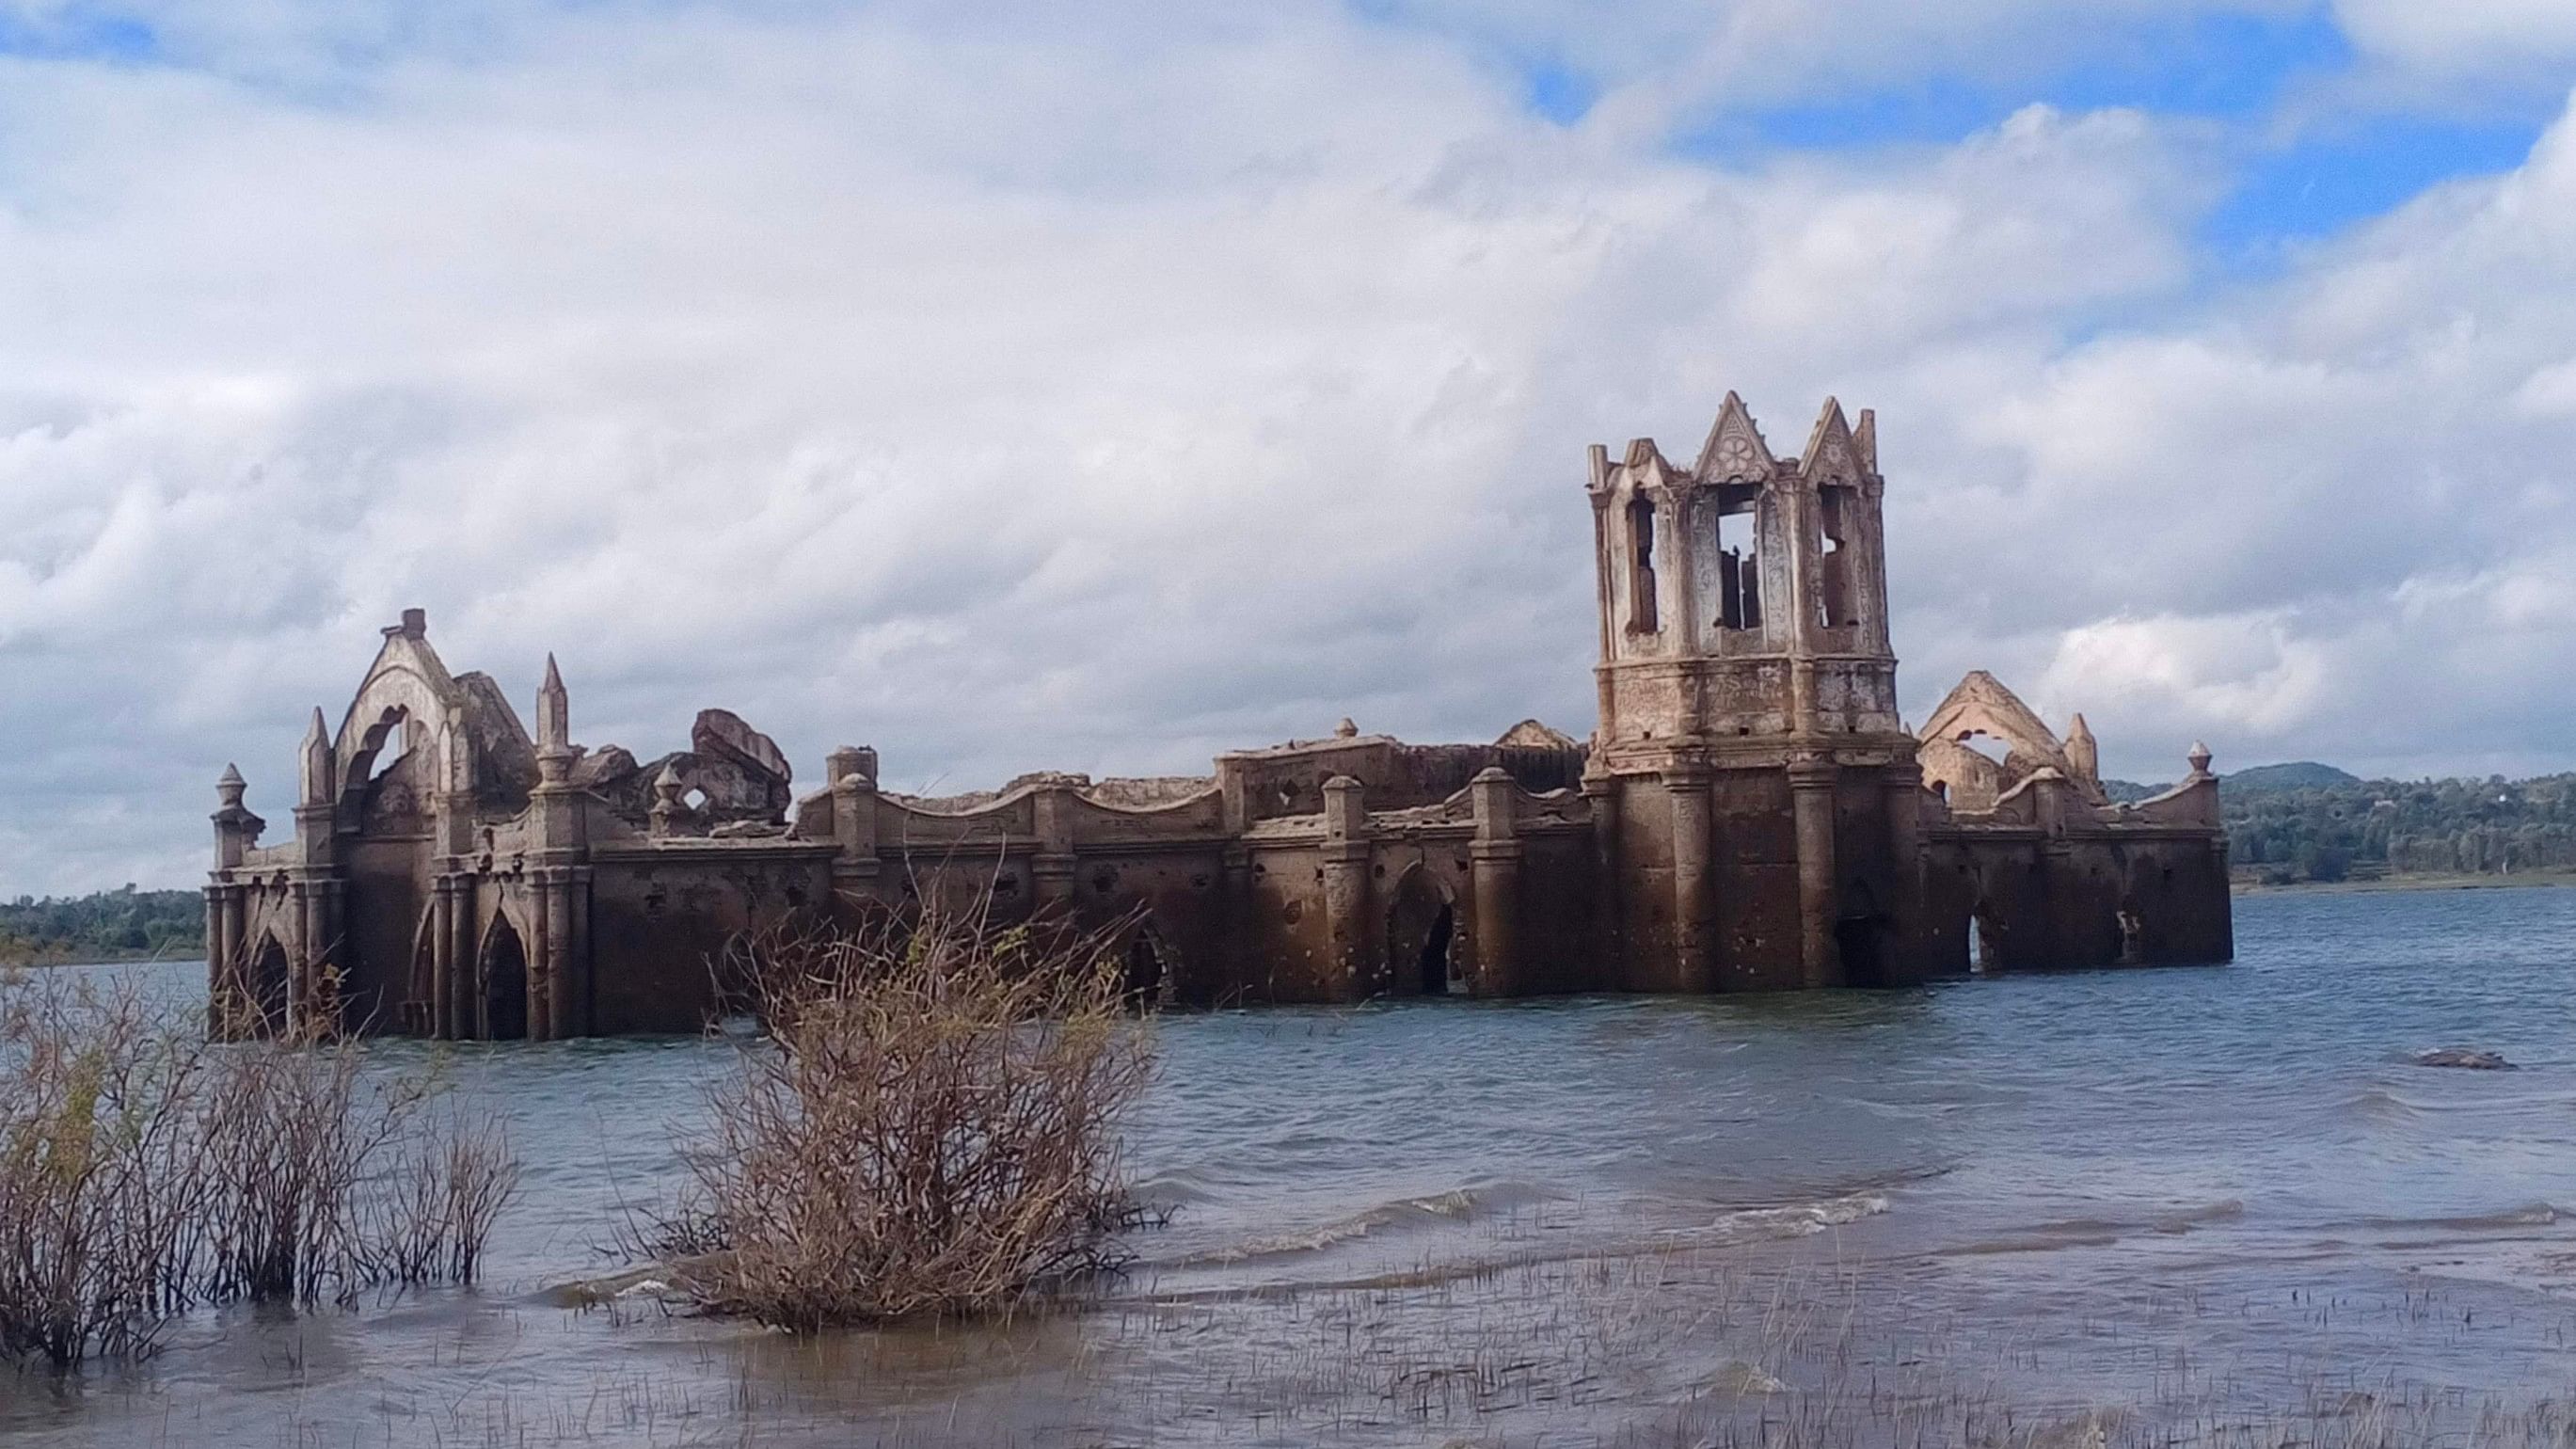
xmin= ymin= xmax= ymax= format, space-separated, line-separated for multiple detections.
xmin=10 ymin=886 xmax=2576 ymax=1445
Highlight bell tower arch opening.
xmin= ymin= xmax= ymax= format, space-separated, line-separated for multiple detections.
xmin=1626 ymin=496 xmax=1660 ymax=634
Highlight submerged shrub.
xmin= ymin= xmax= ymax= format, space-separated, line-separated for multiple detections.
xmin=0 ymin=968 xmax=520 ymax=1369
xmin=646 ymin=910 xmax=1158 ymax=1330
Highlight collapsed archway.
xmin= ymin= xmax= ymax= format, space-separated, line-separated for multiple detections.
xmin=481 ymin=914 xmax=529 ymax=1042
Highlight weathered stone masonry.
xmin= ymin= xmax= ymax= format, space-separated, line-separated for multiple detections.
xmin=206 ymin=394 xmax=2232 ymax=1039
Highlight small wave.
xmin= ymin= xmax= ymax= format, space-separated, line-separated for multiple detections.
xmin=2351 ymin=1202 xmax=2564 ymax=1233
xmin=2152 ymin=1199 xmax=2246 ymax=1233
xmin=1935 ymin=1201 xmax=2244 ymax=1259
xmin=1180 ymin=1182 xmax=1559 ymax=1266
xmin=1654 ymin=1191 xmax=1892 ymax=1249
xmin=2345 ymin=1087 xmax=2428 ymax=1123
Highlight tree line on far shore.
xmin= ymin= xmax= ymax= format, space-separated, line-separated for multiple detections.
xmin=0 ymin=886 xmax=204 ymax=966
xmin=2106 ymin=763 xmax=2576 ymax=885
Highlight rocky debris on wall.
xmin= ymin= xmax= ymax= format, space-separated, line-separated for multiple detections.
xmin=571 ymin=745 xmax=639 ymax=788
xmin=693 ymin=709 xmax=792 ymax=806
xmin=1495 ymin=720 xmax=1582 ymax=752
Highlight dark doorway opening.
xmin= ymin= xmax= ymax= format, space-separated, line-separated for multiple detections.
xmin=483 ymin=917 xmax=528 ymax=1042
xmin=1836 ymin=880 xmax=1888 ymax=987
xmin=1383 ymin=867 xmax=1457 ymax=998
xmin=2114 ymin=905 xmax=2144 ymax=965
xmin=1836 ymin=915 xmax=1887 ymax=988
xmin=249 ymin=932 xmax=291 ymax=1029
xmin=1123 ymin=931 xmax=1167 ymax=1005
xmin=1418 ymin=906 xmax=1455 ymax=996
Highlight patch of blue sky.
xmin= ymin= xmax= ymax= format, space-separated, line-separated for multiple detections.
xmin=1678 ymin=10 xmax=2352 ymax=154
xmin=0 ymin=6 xmax=155 ymax=63
xmin=2201 ymin=113 xmax=2548 ymax=263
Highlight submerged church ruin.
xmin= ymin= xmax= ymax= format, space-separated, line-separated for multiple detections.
xmin=205 ymin=394 xmax=2232 ymax=1040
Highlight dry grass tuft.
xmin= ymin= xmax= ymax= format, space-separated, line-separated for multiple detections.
xmin=638 ymin=907 xmax=1159 ymax=1330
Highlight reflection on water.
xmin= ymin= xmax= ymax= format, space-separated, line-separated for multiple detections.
xmin=8 ymin=887 xmax=2576 ymax=1444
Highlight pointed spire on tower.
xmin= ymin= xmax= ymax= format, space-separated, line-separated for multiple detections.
xmin=1693 ymin=390 xmax=1775 ymax=483
xmin=538 ymin=654 xmax=569 ymax=751
xmin=298 ymin=708 xmax=335 ymax=806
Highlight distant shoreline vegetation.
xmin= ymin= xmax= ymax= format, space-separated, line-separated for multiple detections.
xmin=2106 ymin=764 xmax=2576 ymax=887
xmin=0 ymin=886 xmax=204 ymax=967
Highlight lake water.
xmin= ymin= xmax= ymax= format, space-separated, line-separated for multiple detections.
xmin=8 ymin=886 xmax=2576 ymax=1445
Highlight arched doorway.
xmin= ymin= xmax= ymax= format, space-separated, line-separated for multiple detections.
xmin=1384 ymin=867 xmax=1456 ymax=997
xmin=248 ymin=931 xmax=292 ymax=1031
xmin=481 ymin=915 xmax=529 ymax=1042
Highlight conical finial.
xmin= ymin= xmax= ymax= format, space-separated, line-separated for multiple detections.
xmin=536 ymin=653 xmax=571 ymax=760
xmin=1334 ymin=717 xmax=1359 ymax=739
xmin=2188 ymin=740 xmax=2214 ymax=777
xmin=298 ymin=708 xmax=336 ymax=806
xmin=216 ymin=762 xmax=247 ymax=808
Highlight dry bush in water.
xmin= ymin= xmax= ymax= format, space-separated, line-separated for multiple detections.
xmin=0 ymin=968 xmax=521 ymax=1368
xmin=643 ymin=910 xmax=1158 ymax=1330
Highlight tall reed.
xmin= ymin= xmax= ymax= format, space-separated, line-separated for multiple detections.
xmin=0 ymin=967 xmax=520 ymax=1368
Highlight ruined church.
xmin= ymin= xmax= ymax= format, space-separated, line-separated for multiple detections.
xmin=205 ymin=394 xmax=2233 ymax=1040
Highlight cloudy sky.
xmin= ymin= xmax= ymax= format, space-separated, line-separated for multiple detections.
xmin=5 ymin=1 xmax=2576 ymax=895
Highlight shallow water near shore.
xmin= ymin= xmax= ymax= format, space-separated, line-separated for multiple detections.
xmin=9 ymin=886 xmax=2576 ymax=1445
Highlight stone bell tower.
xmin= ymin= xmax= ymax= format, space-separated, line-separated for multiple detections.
xmin=1582 ymin=393 xmax=1927 ymax=992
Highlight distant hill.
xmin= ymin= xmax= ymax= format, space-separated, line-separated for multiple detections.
xmin=2220 ymin=761 xmax=2362 ymax=793
xmin=2102 ymin=778 xmax=2162 ymax=804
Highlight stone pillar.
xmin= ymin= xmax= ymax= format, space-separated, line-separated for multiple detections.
xmin=448 ymin=880 xmax=478 ymax=1042
xmin=1320 ymin=776 xmax=1373 ymax=1000
xmin=219 ymin=886 xmax=246 ymax=996
xmin=567 ymin=868 xmax=594 ymax=1038
xmin=291 ymin=880 xmax=319 ymax=1032
xmin=203 ymin=884 xmax=233 ymax=1036
xmin=1582 ymin=771 xmax=1621 ymax=967
xmin=827 ymin=747 xmax=882 ymax=897
xmin=543 ymin=869 xmax=574 ymax=1043
xmin=1663 ymin=495 xmax=1700 ymax=714
xmin=430 ymin=879 xmax=455 ymax=1039
xmin=1469 ymin=768 xmax=1523 ymax=996
xmin=1789 ymin=754 xmax=1839 ymax=989
xmin=1880 ymin=760 xmax=1926 ymax=980
xmin=1032 ymin=782 xmax=1077 ymax=916
xmin=1665 ymin=764 xmax=1717 ymax=993
xmin=528 ymin=875 xmax=555 ymax=1043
